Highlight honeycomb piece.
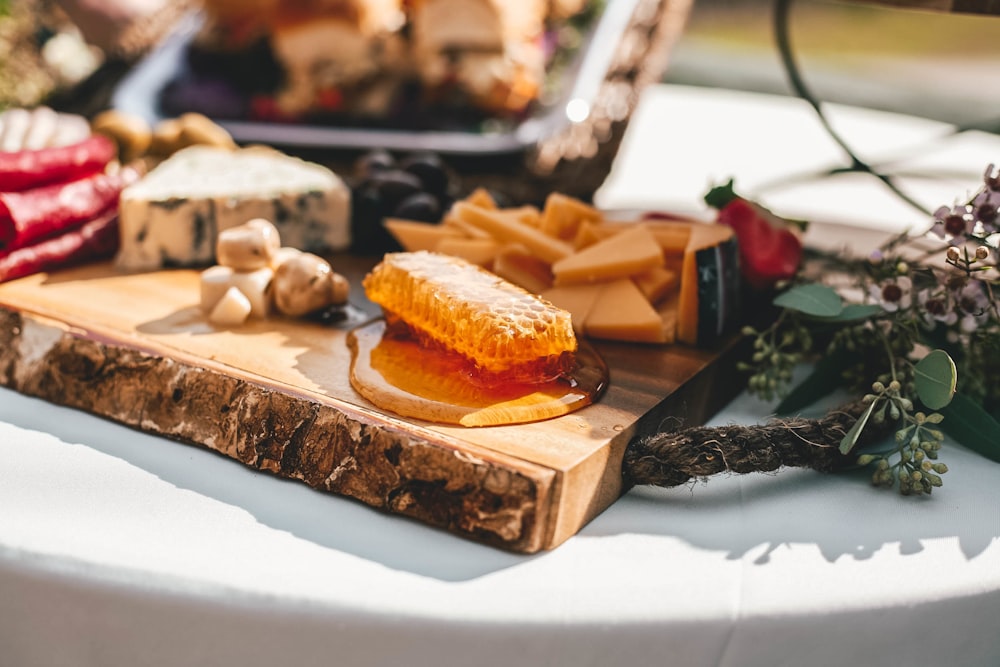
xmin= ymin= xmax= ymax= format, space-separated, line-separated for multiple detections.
xmin=363 ymin=251 xmax=577 ymax=380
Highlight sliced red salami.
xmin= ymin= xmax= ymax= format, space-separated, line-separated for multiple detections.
xmin=0 ymin=134 xmax=116 ymax=192
xmin=0 ymin=208 xmax=120 ymax=283
xmin=0 ymin=166 xmax=138 ymax=251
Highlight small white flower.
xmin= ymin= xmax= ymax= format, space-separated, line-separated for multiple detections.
xmin=971 ymin=190 xmax=1000 ymax=235
xmin=869 ymin=275 xmax=912 ymax=312
xmin=930 ymin=204 xmax=975 ymax=245
xmin=983 ymin=163 xmax=1000 ymax=191
xmin=954 ymin=280 xmax=991 ymax=333
xmin=917 ymin=288 xmax=957 ymax=328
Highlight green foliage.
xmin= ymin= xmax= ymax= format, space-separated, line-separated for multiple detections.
xmin=772 ymin=283 xmax=842 ymax=317
xmin=735 ymin=164 xmax=1000 ymax=497
xmin=913 ymin=350 xmax=957 ymax=410
xmin=940 ymin=393 xmax=1000 ymax=464
xmin=703 ymin=179 xmax=739 ymax=210
xmin=775 ymin=348 xmax=850 ymax=415
xmin=807 ymin=303 xmax=883 ymax=324
xmin=839 ymin=398 xmax=878 ymax=455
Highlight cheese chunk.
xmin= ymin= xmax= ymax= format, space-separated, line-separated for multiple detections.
xmin=656 ymin=293 xmax=679 ymax=345
xmin=493 ymin=244 xmax=554 ymax=294
xmin=573 ymin=219 xmax=693 ymax=255
xmin=385 ymin=218 xmax=461 ymax=252
xmin=117 ymin=146 xmax=350 ymax=270
xmin=451 ymin=201 xmax=573 ymax=264
xmin=676 ymin=224 xmax=740 ymax=346
xmin=551 ymin=224 xmax=664 ymax=286
xmin=200 ymin=265 xmax=274 ymax=319
xmin=539 ymin=192 xmax=601 ymax=241
xmin=585 ymin=279 xmax=669 ymax=344
xmin=633 ymin=266 xmax=679 ymax=304
xmin=434 ymin=236 xmax=500 ymax=266
xmin=209 ymin=286 xmax=253 ymax=326
xmin=540 ymin=283 xmax=601 ymax=335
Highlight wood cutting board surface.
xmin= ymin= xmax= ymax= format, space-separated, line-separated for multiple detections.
xmin=0 ymin=256 xmax=743 ymax=552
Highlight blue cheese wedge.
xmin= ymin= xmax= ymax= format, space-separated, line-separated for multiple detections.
xmin=116 ymin=146 xmax=350 ymax=271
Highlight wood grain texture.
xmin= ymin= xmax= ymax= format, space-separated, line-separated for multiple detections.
xmin=0 ymin=258 xmax=745 ymax=551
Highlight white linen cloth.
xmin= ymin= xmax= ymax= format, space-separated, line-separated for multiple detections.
xmin=3 ymin=85 xmax=1000 ymax=666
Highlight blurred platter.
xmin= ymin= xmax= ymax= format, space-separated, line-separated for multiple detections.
xmin=112 ymin=1 xmax=646 ymax=156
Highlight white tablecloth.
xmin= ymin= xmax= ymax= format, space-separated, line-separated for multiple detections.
xmin=3 ymin=85 xmax=1000 ymax=666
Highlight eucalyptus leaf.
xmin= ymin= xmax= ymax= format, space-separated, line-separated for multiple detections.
xmin=775 ymin=349 xmax=850 ymax=415
xmin=839 ymin=398 xmax=878 ymax=455
xmin=773 ymin=284 xmax=843 ymax=317
xmin=807 ymin=303 xmax=883 ymax=324
xmin=940 ymin=394 xmax=1000 ymax=464
xmin=914 ymin=350 xmax=957 ymax=410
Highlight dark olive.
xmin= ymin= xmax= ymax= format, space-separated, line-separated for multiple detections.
xmin=400 ymin=152 xmax=449 ymax=198
xmin=350 ymin=185 xmax=401 ymax=255
xmin=392 ymin=192 xmax=442 ymax=223
xmin=366 ymin=169 xmax=424 ymax=209
xmin=354 ymin=149 xmax=395 ymax=181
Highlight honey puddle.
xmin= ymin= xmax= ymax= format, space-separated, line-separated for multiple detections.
xmin=347 ymin=320 xmax=608 ymax=427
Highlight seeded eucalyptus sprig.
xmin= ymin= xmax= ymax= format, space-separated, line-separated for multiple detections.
xmin=737 ymin=165 xmax=1000 ymax=494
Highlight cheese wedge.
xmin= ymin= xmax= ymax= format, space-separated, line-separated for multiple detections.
xmin=573 ymin=219 xmax=693 ymax=255
xmin=676 ymin=224 xmax=740 ymax=346
xmin=539 ymin=192 xmax=602 ymax=241
xmin=656 ymin=293 xmax=679 ymax=345
xmin=117 ymin=146 xmax=350 ymax=270
xmin=540 ymin=283 xmax=602 ymax=335
xmin=434 ymin=236 xmax=501 ymax=266
xmin=585 ymin=279 xmax=669 ymax=344
xmin=385 ymin=218 xmax=461 ymax=252
xmin=499 ymin=205 xmax=542 ymax=228
xmin=551 ymin=224 xmax=664 ymax=286
xmin=462 ymin=187 xmax=498 ymax=210
xmin=451 ymin=201 xmax=573 ymax=264
xmin=493 ymin=244 xmax=554 ymax=294
xmin=633 ymin=266 xmax=679 ymax=304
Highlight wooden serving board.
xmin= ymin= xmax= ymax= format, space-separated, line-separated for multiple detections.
xmin=0 ymin=256 xmax=744 ymax=552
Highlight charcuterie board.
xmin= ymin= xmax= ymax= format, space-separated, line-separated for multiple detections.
xmin=0 ymin=256 xmax=744 ymax=552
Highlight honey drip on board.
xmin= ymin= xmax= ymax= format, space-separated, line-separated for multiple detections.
xmin=347 ymin=320 xmax=608 ymax=427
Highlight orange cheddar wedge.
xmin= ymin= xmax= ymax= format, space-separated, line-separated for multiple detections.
xmin=493 ymin=244 xmax=554 ymax=294
xmin=499 ymin=205 xmax=543 ymax=228
xmin=551 ymin=224 xmax=664 ymax=286
xmin=385 ymin=219 xmax=461 ymax=252
xmin=540 ymin=283 xmax=603 ymax=335
xmin=540 ymin=192 xmax=602 ymax=241
xmin=585 ymin=279 xmax=669 ymax=344
xmin=633 ymin=265 xmax=679 ymax=304
xmin=452 ymin=201 xmax=574 ymax=264
xmin=676 ymin=224 xmax=740 ymax=346
xmin=463 ymin=187 xmax=498 ymax=210
xmin=435 ymin=236 xmax=501 ymax=267
xmin=656 ymin=293 xmax=680 ymax=345
xmin=571 ymin=219 xmax=693 ymax=255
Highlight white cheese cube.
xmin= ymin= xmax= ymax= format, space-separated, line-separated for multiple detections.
xmin=117 ymin=146 xmax=350 ymax=271
xmin=200 ymin=265 xmax=274 ymax=319
xmin=209 ymin=287 xmax=253 ymax=327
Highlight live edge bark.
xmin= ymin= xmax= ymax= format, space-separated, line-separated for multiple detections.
xmin=0 ymin=308 xmax=549 ymax=552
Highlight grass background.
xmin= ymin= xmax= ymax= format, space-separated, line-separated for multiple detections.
xmin=667 ymin=0 xmax=1000 ymax=128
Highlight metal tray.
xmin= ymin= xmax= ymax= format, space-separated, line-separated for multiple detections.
xmin=112 ymin=1 xmax=641 ymax=156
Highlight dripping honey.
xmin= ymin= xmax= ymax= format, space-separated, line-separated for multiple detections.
xmin=348 ymin=320 xmax=608 ymax=427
